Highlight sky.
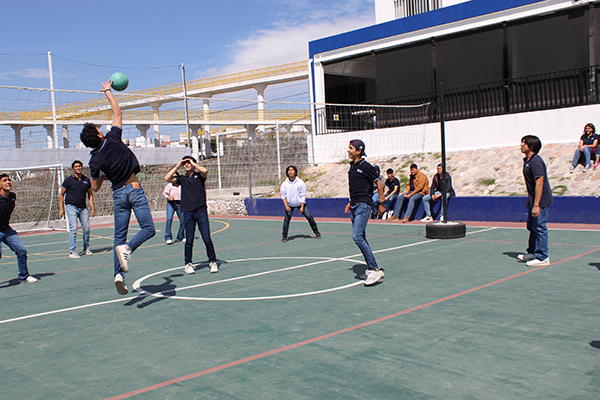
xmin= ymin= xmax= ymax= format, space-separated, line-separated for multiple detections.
xmin=2 ymin=0 xmax=375 ymax=78
xmin=1 ymin=0 xmax=376 ymax=148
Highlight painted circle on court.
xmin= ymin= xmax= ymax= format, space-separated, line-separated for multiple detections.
xmin=132 ymin=256 xmax=365 ymax=301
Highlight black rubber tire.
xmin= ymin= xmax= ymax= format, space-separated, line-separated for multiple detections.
xmin=425 ymin=221 xmax=466 ymax=239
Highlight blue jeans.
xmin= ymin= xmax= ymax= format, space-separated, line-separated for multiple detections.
xmin=65 ymin=204 xmax=90 ymax=253
xmin=371 ymin=192 xmax=380 ymax=218
xmin=422 ymin=192 xmax=451 ymax=217
xmin=165 ymin=201 xmax=185 ymax=241
xmin=384 ymin=193 xmax=398 ymax=212
xmin=113 ymin=184 xmax=156 ymax=276
xmin=0 ymin=227 xmax=30 ymax=280
xmin=572 ymin=147 xmax=594 ymax=166
xmin=184 ymin=208 xmax=217 ymax=265
xmin=526 ymin=206 xmax=549 ymax=261
xmin=282 ymin=205 xmax=318 ymax=235
xmin=393 ymin=193 xmax=424 ymax=219
xmin=350 ymin=202 xmax=378 ymax=271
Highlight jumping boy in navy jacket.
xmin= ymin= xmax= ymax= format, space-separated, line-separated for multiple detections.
xmin=80 ymin=80 xmax=156 ymax=295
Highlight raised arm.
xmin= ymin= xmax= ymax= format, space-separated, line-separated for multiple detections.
xmin=165 ymin=162 xmax=183 ymax=183
xmin=191 ymin=160 xmax=208 ymax=178
xmin=101 ymin=80 xmax=122 ymax=128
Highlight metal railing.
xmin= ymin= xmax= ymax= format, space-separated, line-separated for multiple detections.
xmin=316 ymin=65 xmax=600 ymax=134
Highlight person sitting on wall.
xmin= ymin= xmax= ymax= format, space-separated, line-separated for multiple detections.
xmin=420 ymin=163 xmax=456 ymax=222
xmin=389 ymin=164 xmax=428 ymax=223
xmin=570 ymin=123 xmax=598 ymax=173
xmin=381 ymin=168 xmax=399 ymax=220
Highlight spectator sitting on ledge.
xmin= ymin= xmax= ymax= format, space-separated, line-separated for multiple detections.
xmin=570 ymin=123 xmax=598 ymax=173
xmin=389 ymin=163 xmax=428 ymax=223
xmin=421 ymin=163 xmax=455 ymax=222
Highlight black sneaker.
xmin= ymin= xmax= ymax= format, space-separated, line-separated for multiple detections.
xmin=314 ymin=230 xmax=321 ymax=239
xmin=282 ymin=234 xmax=288 ymax=243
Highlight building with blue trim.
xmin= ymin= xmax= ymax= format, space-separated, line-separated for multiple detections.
xmin=307 ymin=0 xmax=600 ymax=164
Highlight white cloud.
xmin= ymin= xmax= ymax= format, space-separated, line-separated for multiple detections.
xmin=0 ymin=68 xmax=49 ymax=80
xmin=227 ymin=0 xmax=375 ymax=69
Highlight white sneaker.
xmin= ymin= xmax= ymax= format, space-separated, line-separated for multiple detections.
xmin=209 ymin=261 xmax=219 ymax=273
xmin=69 ymin=252 xmax=80 ymax=259
xmin=115 ymin=245 xmax=131 ymax=273
xmin=84 ymin=248 xmax=93 ymax=256
xmin=584 ymin=164 xmax=592 ymax=172
xmin=420 ymin=216 xmax=433 ymax=222
xmin=526 ymin=258 xmax=550 ymax=267
xmin=381 ymin=212 xmax=388 ymax=221
xmin=24 ymin=276 xmax=38 ymax=283
xmin=517 ymin=253 xmax=536 ymax=262
xmin=184 ymin=263 xmax=195 ymax=274
xmin=114 ymin=274 xmax=128 ymax=295
xmin=364 ymin=268 xmax=384 ymax=286
xmin=182 ymin=238 xmax=186 ymax=242
xmin=440 ymin=215 xmax=445 ymax=222
xmin=570 ymin=165 xmax=576 ymax=173
xmin=166 ymin=239 xmax=173 ymax=245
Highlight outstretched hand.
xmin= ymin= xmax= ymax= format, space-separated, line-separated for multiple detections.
xmin=101 ymin=80 xmax=112 ymax=93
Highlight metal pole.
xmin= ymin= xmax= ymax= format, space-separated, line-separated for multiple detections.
xmin=439 ymin=82 xmax=448 ymax=223
xmin=216 ymin=133 xmax=222 ymax=190
xmin=307 ymin=59 xmax=317 ymax=165
xmin=59 ymin=165 xmax=68 ymax=230
xmin=247 ymin=124 xmax=252 ymax=198
xmin=276 ymin=120 xmax=281 ymax=179
xmin=180 ymin=63 xmax=192 ymax=154
xmin=47 ymin=51 xmax=58 ymax=149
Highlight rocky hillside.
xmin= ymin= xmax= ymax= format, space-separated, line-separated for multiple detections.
xmin=274 ymin=142 xmax=600 ymax=198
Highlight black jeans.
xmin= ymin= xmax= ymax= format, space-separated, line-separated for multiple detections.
xmin=184 ymin=208 xmax=217 ymax=264
xmin=282 ymin=205 xmax=318 ymax=235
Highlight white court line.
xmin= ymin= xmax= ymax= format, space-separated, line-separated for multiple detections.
xmin=21 ymin=229 xmax=164 ymax=249
xmin=338 ymin=226 xmax=497 ymax=263
xmin=0 ymin=298 xmax=131 ymax=325
xmin=0 ymin=227 xmax=496 ymax=325
xmin=132 ymin=257 xmax=362 ymax=301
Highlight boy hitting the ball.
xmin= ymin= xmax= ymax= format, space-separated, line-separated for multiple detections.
xmin=80 ymin=80 xmax=155 ymax=295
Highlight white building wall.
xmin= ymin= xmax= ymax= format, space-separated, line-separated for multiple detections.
xmin=375 ymin=0 xmax=396 ymax=23
xmin=375 ymin=0 xmax=471 ymax=24
xmin=312 ymin=104 xmax=599 ymax=164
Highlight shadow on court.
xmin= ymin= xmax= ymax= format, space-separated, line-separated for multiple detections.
xmin=0 ymin=272 xmax=55 ymax=289
xmin=589 ymin=341 xmax=600 ymax=349
xmin=589 ymin=262 xmax=600 ymax=270
xmin=125 ymin=275 xmax=179 ymax=309
xmin=285 ymin=234 xmax=315 ymax=241
xmin=90 ymin=246 xmax=114 ymax=254
xmin=350 ymin=263 xmax=383 ymax=286
xmin=503 ymin=251 xmax=523 ymax=260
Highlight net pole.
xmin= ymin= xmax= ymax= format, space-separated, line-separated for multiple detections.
xmin=180 ymin=63 xmax=192 ymax=155
xmin=307 ymin=59 xmax=317 ymax=164
xmin=439 ymin=82 xmax=448 ymax=224
xmin=46 ymin=166 xmax=58 ymax=229
xmin=57 ymin=165 xmax=68 ymax=230
xmin=216 ymin=133 xmax=222 ymax=190
xmin=47 ymin=51 xmax=58 ymax=149
xmin=276 ymin=121 xmax=281 ymax=179
xmin=247 ymin=124 xmax=252 ymax=199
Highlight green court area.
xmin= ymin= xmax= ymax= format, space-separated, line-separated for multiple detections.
xmin=1 ymin=217 xmax=600 ymax=399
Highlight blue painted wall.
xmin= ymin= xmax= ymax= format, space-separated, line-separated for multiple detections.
xmin=245 ymin=196 xmax=600 ymax=224
xmin=309 ymin=0 xmax=544 ymax=57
